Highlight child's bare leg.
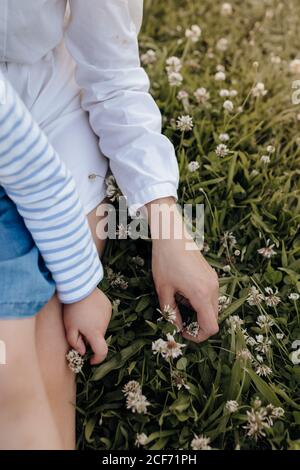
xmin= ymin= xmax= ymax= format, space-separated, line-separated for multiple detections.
xmin=35 ymin=203 xmax=108 ymax=450
xmin=35 ymin=295 xmax=76 ymax=450
xmin=0 ymin=316 xmax=62 ymax=450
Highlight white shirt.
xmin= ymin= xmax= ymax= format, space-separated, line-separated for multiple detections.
xmin=0 ymin=0 xmax=179 ymax=215
xmin=0 ymin=72 xmax=103 ymax=304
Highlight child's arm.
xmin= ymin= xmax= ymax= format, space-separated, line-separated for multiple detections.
xmin=0 ymin=72 xmax=102 ymax=303
xmin=0 ymin=73 xmax=111 ymax=363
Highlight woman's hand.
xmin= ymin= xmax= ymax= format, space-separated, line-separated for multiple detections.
xmin=63 ymin=288 xmax=112 ymax=365
xmin=146 ymin=197 xmax=219 ymax=343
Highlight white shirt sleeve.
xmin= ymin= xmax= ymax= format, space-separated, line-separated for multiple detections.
xmin=0 ymin=72 xmax=103 ymax=304
xmin=65 ymin=0 xmax=179 ymax=216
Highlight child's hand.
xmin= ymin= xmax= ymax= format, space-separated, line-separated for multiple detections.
xmin=63 ymin=288 xmax=112 ymax=365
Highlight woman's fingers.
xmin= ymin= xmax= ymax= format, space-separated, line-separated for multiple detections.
xmin=183 ymin=295 xmax=219 ymax=343
xmin=84 ymin=332 xmax=108 ymax=365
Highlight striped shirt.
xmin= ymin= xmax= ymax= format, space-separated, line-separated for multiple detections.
xmin=0 ymin=73 xmax=103 ymax=304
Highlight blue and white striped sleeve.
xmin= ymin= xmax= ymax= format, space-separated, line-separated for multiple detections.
xmin=0 ymin=72 xmax=103 ymax=304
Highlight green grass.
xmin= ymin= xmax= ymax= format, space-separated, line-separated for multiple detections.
xmin=76 ymin=0 xmax=300 ymax=450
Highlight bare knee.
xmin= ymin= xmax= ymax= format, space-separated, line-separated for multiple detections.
xmin=0 ymin=317 xmax=39 ymax=407
xmin=0 ymin=350 xmax=44 ymax=413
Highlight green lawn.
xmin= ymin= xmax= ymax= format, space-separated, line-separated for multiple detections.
xmin=77 ymin=0 xmax=300 ymax=450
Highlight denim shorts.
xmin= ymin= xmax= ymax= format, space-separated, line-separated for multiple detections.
xmin=0 ymin=186 xmax=56 ymax=319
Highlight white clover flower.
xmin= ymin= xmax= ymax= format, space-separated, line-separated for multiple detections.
xmin=132 ymin=255 xmax=144 ymax=267
xmin=229 ymin=89 xmax=238 ymax=97
xmin=194 ymin=87 xmax=210 ymax=104
xmin=219 ymin=88 xmax=230 ymax=97
xmin=255 ymin=335 xmax=272 ymax=354
xmin=264 ymin=287 xmax=281 ymax=307
xmin=215 ymin=71 xmax=226 ymax=81
xmin=244 ymin=408 xmax=270 ymax=440
xmin=256 ymin=314 xmax=275 ymax=329
xmin=123 ymin=381 xmax=150 ymax=415
xmin=245 ymin=335 xmax=257 ymax=347
xmin=236 ymin=348 xmax=253 ymax=362
xmin=221 ymin=3 xmax=233 ymax=16
xmin=185 ymin=25 xmax=202 ymax=43
xmin=184 ymin=321 xmax=200 ymax=338
xmin=247 ymin=286 xmax=264 ymax=306
xmin=223 ymin=100 xmax=234 ymax=112
xmin=215 ymin=143 xmax=230 ymax=157
xmin=126 ymin=393 xmax=150 ymax=414
xmin=266 ymin=145 xmax=276 ymax=154
xmin=276 ymin=333 xmax=284 ymax=340
xmin=106 ymin=267 xmax=128 ymax=290
xmin=291 ymin=349 xmax=300 ymax=365
xmin=223 ymin=264 xmax=231 ymax=272
xmin=260 ymin=155 xmax=270 ymax=164
xmin=177 ymin=90 xmax=190 ymax=110
xmin=257 ymin=240 xmax=276 ymax=258
xmin=116 ymin=223 xmax=132 ymax=239
xmin=270 ymin=54 xmax=281 ymax=65
xmin=225 ymin=400 xmax=239 ymax=413
xmin=152 ymin=333 xmax=186 ymax=360
xmin=226 ymin=315 xmax=244 ymax=331
xmin=166 ymin=56 xmax=182 ymax=73
xmin=123 ymin=380 xmax=142 ymax=397
xmin=176 ymin=114 xmax=193 ymax=132
xmin=141 ymin=49 xmax=157 ymax=65
xmin=177 ymin=90 xmax=189 ymax=101
xmin=171 ymin=370 xmax=190 ymax=391
xmin=135 ymin=433 xmax=148 ymax=447
xmin=271 ymin=406 xmax=285 ymax=418
xmin=216 ymin=38 xmax=229 ymax=52
xmin=221 ymin=231 xmax=237 ymax=247
xmin=255 ymin=363 xmax=272 ymax=377
xmin=219 ymin=133 xmax=230 ymax=142
xmin=66 ymin=349 xmax=84 ymax=374
xmin=168 ymin=71 xmax=183 ymax=87
xmin=152 ymin=338 xmax=167 ymax=355
xmin=216 ymin=64 xmax=225 ymax=72
xmin=292 ymin=339 xmax=300 ymax=349
xmin=234 ymin=249 xmax=241 ymax=256
xmin=289 ymin=293 xmax=300 ymax=301
xmin=289 ymin=59 xmax=300 ymax=74
xmin=191 ymin=434 xmax=212 ymax=450
xmin=188 ymin=161 xmax=200 ymax=172
xmin=157 ymin=304 xmax=177 ymax=324
xmin=218 ymin=295 xmax=231 ymax=312
xmin=252 ymin=82 xmax=268 ymax=98
xmin=256 ymin=334 xmax=264 ymax=344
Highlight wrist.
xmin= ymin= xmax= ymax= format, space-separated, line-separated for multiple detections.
xmin=144 ymin=197 xmax=190 ymax=242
